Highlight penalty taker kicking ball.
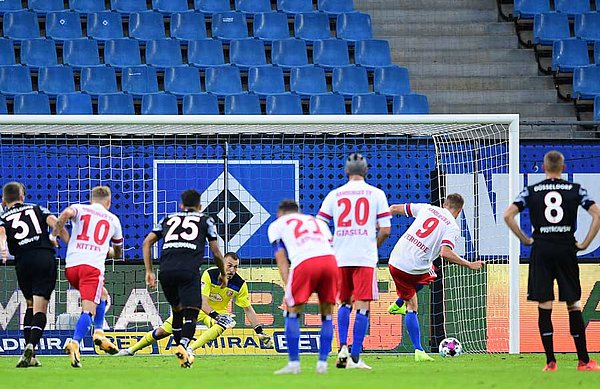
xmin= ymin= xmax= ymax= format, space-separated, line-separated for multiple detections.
xmin=439 ymin=337 xmax=462 ymax=357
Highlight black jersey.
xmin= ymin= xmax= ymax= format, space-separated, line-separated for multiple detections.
xmin=0 ymin=203 xmax=55 ymax=257
xmin=152 ymin=210 xmax=218 ymax=273
xmin=513 ymin=178 xmax=595 ymax=244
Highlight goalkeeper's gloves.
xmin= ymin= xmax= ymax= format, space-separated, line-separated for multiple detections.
xmin=212 ymin=312 xmax=236 ymax=329
xmin=254 ymin=325 xmax=273 ymax=348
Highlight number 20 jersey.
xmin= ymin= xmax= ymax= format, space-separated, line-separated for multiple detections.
xmin=389 ymin=203 xmax=460 ymax=275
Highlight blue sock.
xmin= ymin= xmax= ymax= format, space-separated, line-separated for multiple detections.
xmin=406 ymin=311 xmax=423 ymax=351
xmin=73 ymin=312 xmax=92 ymax=342
xmin=285 ymin=313 xmax=300 ymax=362
xmin=94 ymin=300 xmax=106 ymax=331
xmin=395 ymin=298 xmax=405 ymax=307
xmin=351 ymin=310 xmax=369 ymax=362
xmin=337 ymin=304 xmax=351 ymax=346
xmin=319 ymin=315 xmax=333 ymax=362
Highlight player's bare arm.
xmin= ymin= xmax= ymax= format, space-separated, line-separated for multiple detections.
xmin=142 ymin=232 xmax=160 ymax=289
xmin=51 ymin=206 xmax=76 ymax=240
xmin=46 ymin=215 xmax=70 ymax=245
xmin=390 ymin=204 xmax=408 ymax=216
xmin=208 ymin=240 xmax=227 ymax=287
xmin=274 ymin=247 xmax=290 ymax=284
xmin=0 ymin=226 xmax=8 ymax=264
xmin=576 ymin=203 xmax=600 ymax=250
xmin=503 ymin=204 xmax=534 ymax=245
xmin=440 ymin=245 xmax=484 ymax=270
xmin=244 ymin=305 xmax=274 ymax=348
xmin=377 ymin=226 xmax=391 ymax=248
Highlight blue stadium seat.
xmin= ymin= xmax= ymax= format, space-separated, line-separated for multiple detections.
xmin=573 ymin=65 xmax=600 ymax=99
xmin=0 ymin=1 xmax=23 ymax=14
xmin=277 ymin=0 xmax=313 ymax=14
xmin=46 ymin=11 xmax=83 ymax=40
xmin=271 ymin=39 xmax=309 ymax=69
xmin=63 ymin=39 xmax=100 ymax=67
xmin=551 ymin=39 xmax=590 ymax=72
xmin=332 ymin=66 xmax=369 ymax=97
xmin=70 ymin=0 xmax=107 ymax=13
xmin=513 ymin=0 xmax=550 ymax=19
xmin=195 ymin=0 xmax=231 ymax=15
xmin=225 ymin=94 xmax=262 ymax=114
xmin=248 ymin=66 xmax=286 ymax=96
xmin=318 ymin=0 xmax=354 ymax=17
xmin=254 ymin=12 xmax=290 ymax=42
xmin=0 ymin=94 xmax=7 ymax=114
xmin=336 ymin=12 xmax=372 ymax=42
xmin=595 ymin=96 xmax=600 ymax=121
xmin=352 ymin=94 xmax=388 ymax=114
xmin=0 ymin=65 xmax=32 ymax=95
xmin=142 ymin=93 xmax=179 ymax=114
xmin=38 ymin=66 xmax=76 ymax=95
xmin=87 ymin=12 xmax=124 ymax=41
xmin=56 ymin=93 xmax=93 ymax=114
xmin=14 ymin=93 xmax=51 ymax=114
xmin=596 ymin=42 xmax=600 ymax=64
xmin=533 ymin=13 xmax=571 ymax=45
xmin=313 ymin=39 xmax=349 ymax=69
xmin=80 ymin=66 xmax=118 ymax=95
xmin=236 ymin=0 xmax=272 ymax=15
xmin=229 ymin=38 xmax=267 ymax=69
xmin=146 ymin=39 xmax=183 ymax=68
xmin=21 ymin=39 xmax=58 ymax=68
xmin=374 ymin=65 xmax=411 ymax=96
xmin=0 ymin=39 xmax=16 ymax=66
xmin=170 ymin=12 xmax=207 ymax=41
xmin=290 ymin=65 xmax=327 ymax=96
xmin=29 ymin=0 xmax=65 ymax=13
xmin=129 ymin=11 xmax=166 ymax=40
xmin=98 ymin=93 xmax=135 ymax=114
xmin=212 ymin=12 xmax=248 ymax=40
xmin=355 ymin=39 xmax=391 ymax=69
xmin=3 ymin=11 xmax=41 ymax=40
xmin=152 ymin=0 xmax=189 ymax=14
xmin=554 ymin=0 xmax=589 ymax=18
xmin=111 ymin=0 xmax=148 ymax=13
xmin=182 ymin=93 xmax=220 ymax=114
xmin=164 ymin=66 xmax=203 ymax=95
xmin=266 ymin=94 xmax=303 ymax=114
xmin=104 ymin=39 xmax=142 ymax=67
xmin=575 ymin=13 xmax=600 ymax=43
xmin=122 ymin=65 xmax=160 ymax=95
xmin=295 ymin=13 xmax=332 ymax=42
xmin=205 ymin=66 xmax=243 ymax=96
xmin=309 ymin=93 xmax=346 ymax=114
xmin=392 ymin=94 xmax=429 ymax=114
xmin=188 ymin=39 xmax=225 ymax=68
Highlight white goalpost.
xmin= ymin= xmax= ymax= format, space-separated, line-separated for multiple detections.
xmin=0 ymin=114 xmax=520 ymax=355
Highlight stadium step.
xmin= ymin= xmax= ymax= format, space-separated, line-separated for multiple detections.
xmin=403 ymin=62 xmax=539 ymax=77
xmin=393 ymin=49 xmax=536 ymax=64
xmin=355 ymin=0 xmax=497 ymax=11
xmin=425 ymin=90 xmax=559 ymax=105
xmin=431 ymin=103 xmax=576 ymax=118
xmin=376 ymin=22 xmax=515 ymax=37
xmin=383 ymin=36 xmax=518 ymax=51
xmin=362 ymin=9 xmax=499 ymax=24
xmin=411 ymin=76 xmax=556 ymax=91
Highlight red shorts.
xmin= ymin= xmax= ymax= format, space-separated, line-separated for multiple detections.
xmin=285 ymin=255 xmax=338 ymax=307
xmin=65 ymin=264 xmax=104 ymax=304
xmin=338 ymin=266 xmax=378 ymax=302
xmin=389 ymin=264 xmax=437 ymax=300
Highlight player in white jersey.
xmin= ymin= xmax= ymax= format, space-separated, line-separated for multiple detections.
xmin=316 ymin=153 xmax=391 ymax=370
xmin=268 ymin=200 xmax=338 ymax=375
xmin=51 ymin=186 xmax=124 ymax=367
xmin=386 ymin=194 xmax=484 ymax=361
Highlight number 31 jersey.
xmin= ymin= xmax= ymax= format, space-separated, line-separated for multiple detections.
xmin=0 ymin=203 xmax=54 ymax=257
xmin=389 ymin=203 xmax=460 ymax=275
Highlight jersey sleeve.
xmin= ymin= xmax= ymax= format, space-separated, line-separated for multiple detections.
xmin=267 ymin=221 xmax=281 ymax=244
xmin=205 ymin=216 xmax=218 ymax=242
xmin=405 ymin=203 xmax=426 ymax=218
xmin=38 ymin=205 xmax=54 ymax=218
xmin=441 ymin=224 xmax=460 ymax=250
xmin=152 ymin=217 xmax=165 ymax=239
xmin=111 ymin=217 xmax=124 ymax=246
xmin=376 ymin=191 xmax=392 ymax=227
xmin=513 ymin=187 xmax=530 ymax=212
xmin=316 ymin=192 xmax=335 ymax=224
xmin=201 ymin=270 xmax=211 ymax=298
xmin=578 ymin=185 xmax=596 ymax=211
xmin=233 ymin=282 xmax=251 ymax=309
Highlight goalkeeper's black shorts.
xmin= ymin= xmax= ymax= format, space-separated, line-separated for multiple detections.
xmin=15 ymin=249 xmax=57 ymax=300
xmin=158 ymin=270 xmax=202 ymax=309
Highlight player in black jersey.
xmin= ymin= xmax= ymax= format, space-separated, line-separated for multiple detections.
xmin=0 ymin=182 xmax=69 ymax=368
xmin=504 ymin=151 xmax=600 ymax=372
xmin=142 ymin=189 xmax=226 ymax=368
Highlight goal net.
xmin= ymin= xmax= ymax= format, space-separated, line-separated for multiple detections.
xmin=0 ymin=115 xmax=519 ymax=356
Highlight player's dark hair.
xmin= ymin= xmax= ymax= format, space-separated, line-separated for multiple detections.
xmin=181 ymin=189 xmax=201 ymax=208
xmin=2 ymin=182 xmax=23 ymax=204
xmin=544 ymin=150 xmax=565 ymax=173
xmin=224 ymin=252 xmax=240 ymax=261
xmin=278 ymin=199 xmax=299 ymax=213
xmin=444 ymin=193 xmax=464 ymax=211
xmin=345 ymin=153 xmax=368 ymax=177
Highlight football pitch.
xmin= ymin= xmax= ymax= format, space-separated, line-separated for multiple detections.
xmin=1 ymin=353 xmax=599 ymax=389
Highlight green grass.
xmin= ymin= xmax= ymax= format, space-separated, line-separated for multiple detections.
xmin=1 ymin=354 xmax=599 ymax=389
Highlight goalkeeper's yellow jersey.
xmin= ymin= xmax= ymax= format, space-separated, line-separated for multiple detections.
xmin=202 ymin=267 xmax=251 ymax=313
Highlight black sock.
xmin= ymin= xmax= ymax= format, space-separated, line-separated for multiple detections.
xmin=172 ymin=310 xmax=183 ymax=345
xmin=29 ymin=312 xmax=47 ymax=348
xmin=180 ymin=309 xmax=199 ymax=348
xmin=23 ymin=308 xmax=33 ymax=345
xmin=569 ymin=310 xmax=589 ymax=364
xmin=538 ymin=307 xmax=555 ymax=364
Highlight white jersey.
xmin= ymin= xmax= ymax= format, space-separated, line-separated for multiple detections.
xmin=317 ymin=180 xmax=391 ymax=268
xmin=267 ymin=213 xmax=334 ymax=268
xmin=65 ymin=203 xmax=123 ymax=272
xmin=389 ymin=203 xmax=460 ymax=275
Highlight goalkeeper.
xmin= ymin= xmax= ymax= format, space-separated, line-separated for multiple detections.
xmin=118 ymin=252 xmax=273 ymax=355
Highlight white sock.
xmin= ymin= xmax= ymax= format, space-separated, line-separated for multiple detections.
xmin=316 ymin=360 xmax=327 ymax=369
xmin=289 ymin=361 xmax=300 ymax=368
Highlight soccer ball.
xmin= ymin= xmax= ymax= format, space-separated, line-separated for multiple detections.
xmin=438 ymin=337 xmax=462 ymax=357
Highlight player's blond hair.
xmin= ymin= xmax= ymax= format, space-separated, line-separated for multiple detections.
xmin=444 ymin=193 xmax=464 ymax=211
xmin=91 ymin=186 xmax=111 ymax=202
xmin=543 ymin=150 xmax=565 ymax=173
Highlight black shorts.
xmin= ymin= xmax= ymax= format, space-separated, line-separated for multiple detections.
xmin=15 ymin=250 xmax=57 ymax=301
xmin=158 ymin=270 xmax=202 ymax=309
xmin=528 ymin=241 xmax=581 ymax=302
